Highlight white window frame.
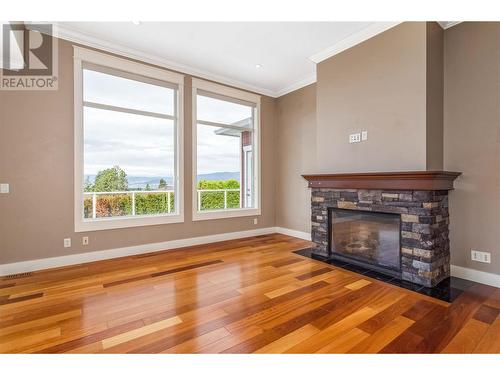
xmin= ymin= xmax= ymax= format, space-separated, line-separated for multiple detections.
xmin=73 ymin=46 xmax=185 ymax=232
xmin=192 ymin=78 xmax=261 ymax=221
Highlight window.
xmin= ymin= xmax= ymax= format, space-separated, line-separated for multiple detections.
xmin=192 ymin=78 xmax=261 ymax=220
xmin=74 ymin=47 xmax=184 ymax=231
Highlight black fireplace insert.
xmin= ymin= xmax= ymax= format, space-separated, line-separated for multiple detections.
xmin=328 ymin=208 xmax=402 ymax=278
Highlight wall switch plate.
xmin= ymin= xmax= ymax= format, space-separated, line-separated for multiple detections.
xmin=0 ymin=183 xmax=9 ymax=194
xmin=253 ymin=218 xmax=258 ymax=225
xmin=361 ymin=131 xmax=368 ymax=141
xmin=471 ymin=250 xmax=491 ymax=263
xmin=82 ymin=236 xmax=89 ymax=246
xmin=349 ymin=133 xmax=361 ymax=143
xmin=64 ymin=238 xmax=71 ymax=248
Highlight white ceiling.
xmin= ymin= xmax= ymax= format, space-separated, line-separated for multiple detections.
xmin=54 ymin=22 xmax=456 ymax=97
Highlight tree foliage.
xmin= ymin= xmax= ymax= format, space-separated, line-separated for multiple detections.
xmin=158 ymin=178 xmax=167 ymax=190
xmin=87 ymin=166 xmax=128 ymax=192
xmin=82 ymin=174 xmax=242 ymax=217
xmin=84 ymin=192 xmax=175 ymax=218
xmin=197 ymin=179 xmax=240 ymax=210
xmin=197 ymin=179 xmax=239 ymax=190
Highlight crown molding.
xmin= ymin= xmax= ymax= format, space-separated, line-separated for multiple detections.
xmin=31 ymin=22 xmax=437 ymax=99
xmin=51 ymin=23 xmax=278 ymax=97
xmin=438 ymin=21 xmax=463 ymax=29
xmin=275 ymin=73 xmax=317 ymax=97
xmin=309 ymin=22 xmax=401 ymax=64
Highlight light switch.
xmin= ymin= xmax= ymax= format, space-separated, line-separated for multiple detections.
xmin=349 ymin=133 xmax=361 ymax=143
xmin=0 ymin=183 xmax=9 ymax=194
xmin=361 ymin=131 xmax=368 ymax=141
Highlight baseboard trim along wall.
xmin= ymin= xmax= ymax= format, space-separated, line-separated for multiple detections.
xmin=0 ymin=227 xmax=276 ymax=276
xmin=274 ymin=227 xmax=312 ymax=241
xmin=450 ymin=265 xmax=500 ymax=288
xmin=2 ymin=227 xmax=498 ymax=289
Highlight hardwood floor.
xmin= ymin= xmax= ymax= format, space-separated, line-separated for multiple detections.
xmin=1 ymin=233 xmax=499 ymax=354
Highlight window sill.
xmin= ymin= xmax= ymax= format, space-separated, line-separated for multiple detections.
xmin=192 ymin=208 xmax=261 ymax=221
xmin=75 ymin=213 xmax=184 ymax=232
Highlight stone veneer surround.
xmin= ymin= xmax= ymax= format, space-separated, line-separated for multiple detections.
xmin=311 ymin=188 xmax=451 ymax=287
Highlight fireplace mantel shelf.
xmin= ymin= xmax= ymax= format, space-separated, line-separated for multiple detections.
xmin=302 ymin=171 xmax=462 ymax=191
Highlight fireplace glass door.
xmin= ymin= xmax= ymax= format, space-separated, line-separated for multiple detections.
xmin=330 ymin=208 xmax=401 ymax=271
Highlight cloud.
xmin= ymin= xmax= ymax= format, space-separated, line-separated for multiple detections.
xmin=83 ymin=70 xmax=249 ymax=178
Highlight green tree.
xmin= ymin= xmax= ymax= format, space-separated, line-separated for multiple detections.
xmin=93 ymin=166 xmax=128 ymax=192
xmin=84 ymin=176 xmax=94 ymax=192
xmin=158 ymin=178 xmax=167 ymax=190
xmin=145 ymin=183 xmax=151 ymax=191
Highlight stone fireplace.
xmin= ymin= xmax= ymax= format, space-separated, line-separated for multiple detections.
xmin=303 ymin=171 xmax=461 ymax=287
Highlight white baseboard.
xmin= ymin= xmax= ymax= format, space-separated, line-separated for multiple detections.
xmin=274 ymin=227 xmax=311 ymax=241
xmin=0 ymin=227 xmax=276 ymax=276
xmin=451 ymin=265 xmax=500 ymax=288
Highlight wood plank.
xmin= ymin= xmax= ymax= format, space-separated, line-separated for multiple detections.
xmin=349 ymin=315 xmax=415 ymax=353
xmin=101 ymin=316 xmax=183 ymax=349
xmin=441 ymin=319 xmax=489 ymax=353
xmin=474 ymin=315 xmax=500 ymax=353
xmin=285 ymin=307 xmax=378 ymax=353
xmin=162 ymin=327 xmax=231 ymax=353
xmin=253 ymin=324 xmax=320 ymax=353
xmin=315 ymin=328 xmax=369 ymax=353
xmin=345 ymin=279 xmax=372 ymax=291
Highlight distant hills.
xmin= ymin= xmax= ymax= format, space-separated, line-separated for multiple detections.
xmin=84 ymin=172 xmax=240 ymax=189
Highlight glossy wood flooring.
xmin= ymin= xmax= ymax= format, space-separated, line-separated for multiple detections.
xmin=1 ymin=234 xmax=499 ymax=353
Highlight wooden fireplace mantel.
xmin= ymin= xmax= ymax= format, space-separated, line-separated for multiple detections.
xmin=302 ymin=171 xmax=462 ymax=191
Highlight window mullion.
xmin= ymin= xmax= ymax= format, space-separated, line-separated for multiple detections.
xmin=83 ymin=101 xmax=176 ymax=121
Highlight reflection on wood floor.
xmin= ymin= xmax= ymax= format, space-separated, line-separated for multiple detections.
xmin=1 ymin=234 xmax=499 ymax=353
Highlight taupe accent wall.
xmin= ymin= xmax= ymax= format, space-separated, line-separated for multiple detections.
xmin=426 ymin=22 xmax=444 ymax=170
xmin=443 ymin=22 xmax=500 ymax=274
xmin=316 ymin=22 xmax=428 ymax=173
xmin=276 ymin=84 xmax=316 ymax=233
xmin=0 ymin=39 xmax=277 ymax=264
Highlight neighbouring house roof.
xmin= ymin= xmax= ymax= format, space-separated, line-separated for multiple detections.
xmin=214 ymin=118 xmax=252 ymax=137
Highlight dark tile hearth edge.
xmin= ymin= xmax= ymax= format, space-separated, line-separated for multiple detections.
xmin=293 ymin=248 xmax=474 ymax=303
xmin=311 ymin=188 xmax=451 ymax=287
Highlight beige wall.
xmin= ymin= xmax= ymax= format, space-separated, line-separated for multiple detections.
xmin=316 ymin=22 xmax=428 ymax=173
xmin=426 ymin=22 xmax=444 ymax=170
xmin=0 ymin=39 xmax=277 ymax=264
xmin=444 ymin=22 xmax=500 ymax=274
xmin=276 ymin=84 xmax=316 ymax=233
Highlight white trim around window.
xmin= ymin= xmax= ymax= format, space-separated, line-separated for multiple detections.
xmin=73 ymin=46 xmax=185 ymax=232
xmin=191 ymin=78 xmax=261 ymax=221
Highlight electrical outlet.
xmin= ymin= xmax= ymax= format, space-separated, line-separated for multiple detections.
xmin=82 ymin=236 xmax=89 ymax=246
xmin=361 ymin=131 xmax=368 ymax=141
xmin=471 ymin=250 xmax=491 ymax=263
xmin=0 ymin=183 xmax=9 ymax=194
xmin=253 ymin=218 xmax=258 ymax=225
xmin=64 ymin=238 xmax=71 ymax=248
xmin=349 ymin=133 xmax=361 ymax=143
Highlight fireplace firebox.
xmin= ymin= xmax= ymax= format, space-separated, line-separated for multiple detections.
xmin=329 ymin=208 xmax=401 ymax=277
